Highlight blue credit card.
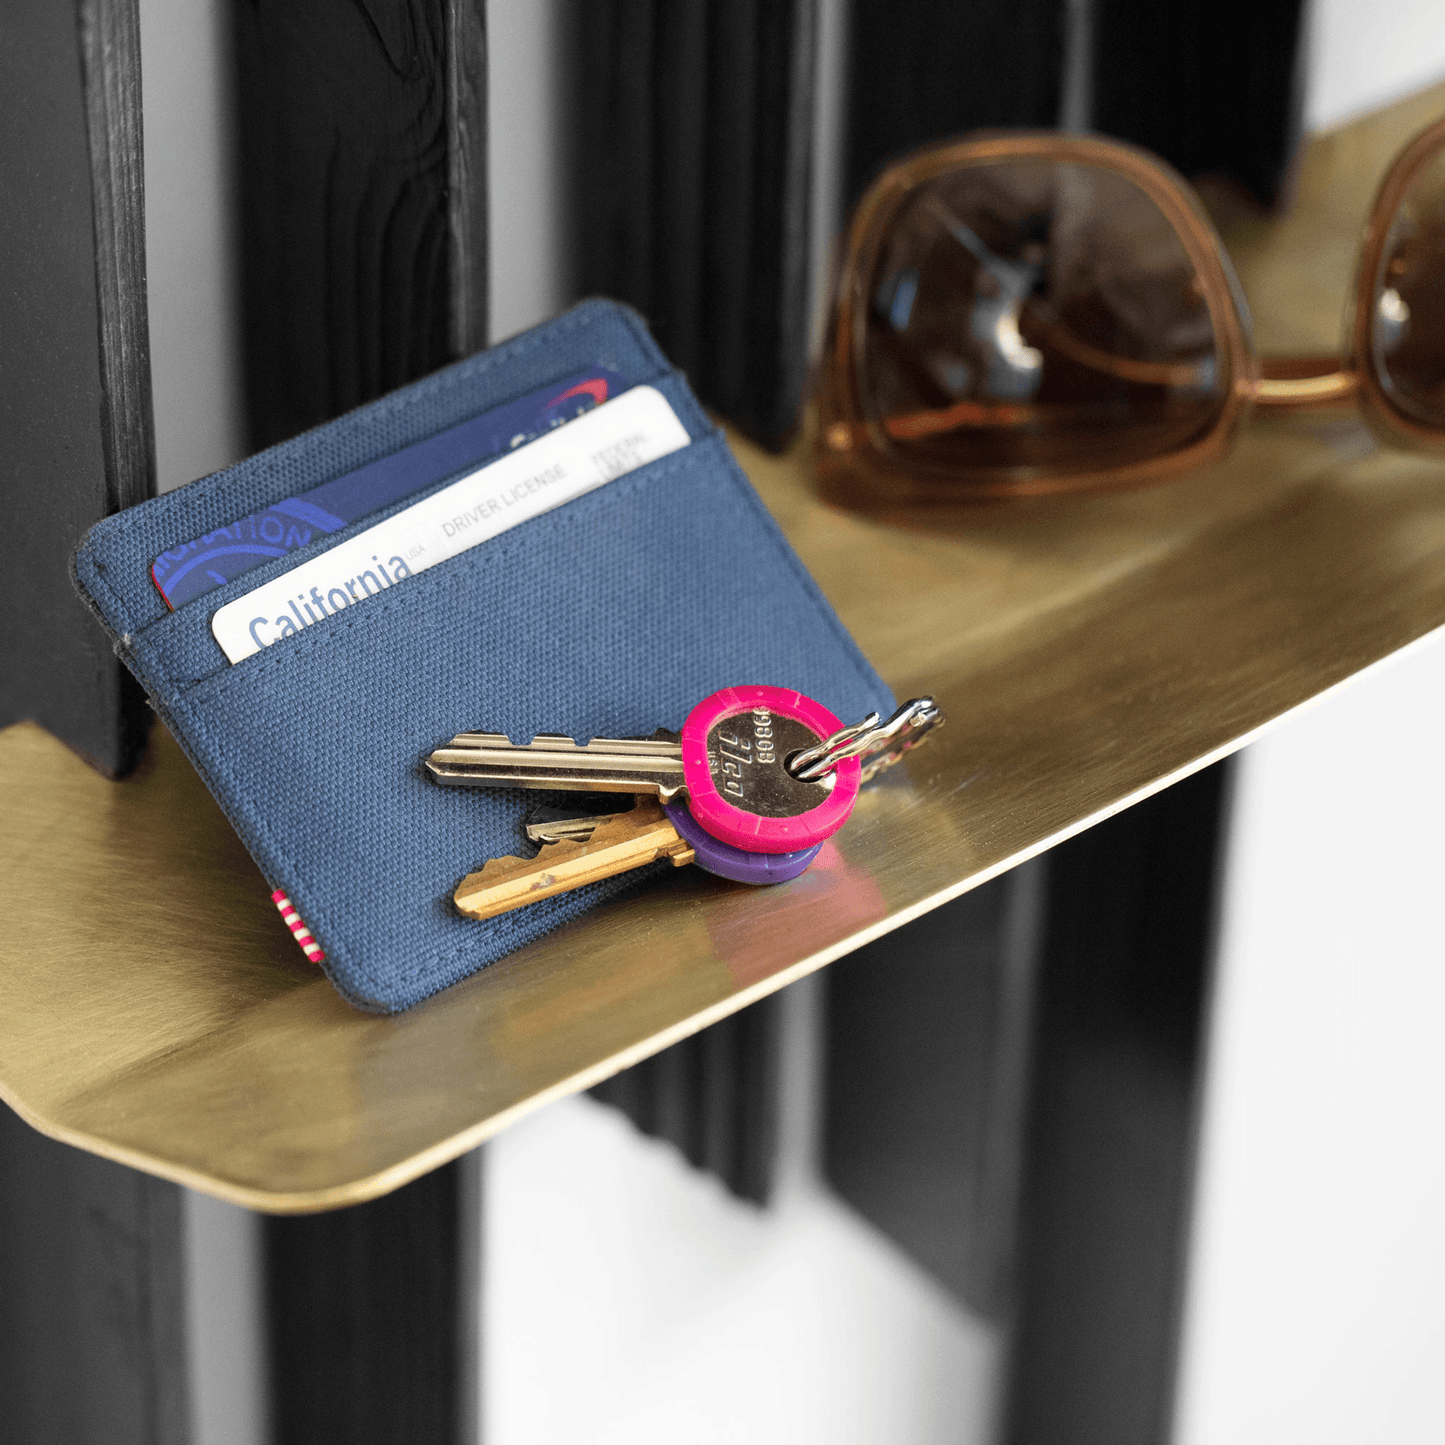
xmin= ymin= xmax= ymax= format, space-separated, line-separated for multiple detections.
xmin=151 ymin=368 xmax=625 ymax=609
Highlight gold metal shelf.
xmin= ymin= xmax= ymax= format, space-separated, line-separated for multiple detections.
xmin=5 ymin=405 xmax=1444 ymax=1211
xmin=4 ymin=88 xmax=1444 ymax=1211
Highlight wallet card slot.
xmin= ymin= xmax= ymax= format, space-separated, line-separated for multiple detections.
xmin=76 ymin=300 xmax=684 ymax=637
xmin=124 ymin=371 xmax=711 ymax=693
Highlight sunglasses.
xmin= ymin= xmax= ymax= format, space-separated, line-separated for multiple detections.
xmin=815 ymin=122 xmax=1445 ymax=503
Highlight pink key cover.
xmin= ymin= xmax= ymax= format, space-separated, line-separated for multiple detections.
xmin=681 ymin=685 xmax=861 ymax=852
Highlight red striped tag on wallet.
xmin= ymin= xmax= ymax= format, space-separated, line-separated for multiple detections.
xmin=272 ymin=889 xmax=325 ymax=963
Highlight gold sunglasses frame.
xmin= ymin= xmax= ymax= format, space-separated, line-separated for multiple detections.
xmin=816 ymin=122 xmax=1445 ymax=502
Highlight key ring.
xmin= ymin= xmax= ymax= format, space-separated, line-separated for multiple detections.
xmin=785 ymin=697 xmax=944 ymax=783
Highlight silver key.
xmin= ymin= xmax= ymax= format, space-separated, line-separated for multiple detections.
xmin=786 ymin=697 xmax=944 ymax=783
xmin=425 ymin=729 xmax=687 ymax=799
xmin=523 ymin=804 xmax=635 ymax=844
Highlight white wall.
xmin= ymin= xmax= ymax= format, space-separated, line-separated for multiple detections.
xmin=139 ymin=0 xmax=244 ymax=493
xmin=1173 ymin=11 xmax=1445 ymax=1442
xmin=483 ymin=979 xmax=1001 ymax=1445
xmin=183 ymin=1190 xmax=267 ymax=1445
xmin=486 ymin=1 xmax=568 ymax=342
xmin=1306 ymin=0 xmax=1445 ymax=131
xmin=1174 ymin=632 xmax=1445 ymax=1445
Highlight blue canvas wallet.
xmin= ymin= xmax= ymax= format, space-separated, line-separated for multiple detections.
xmin=72 ymin=300 xmax=893 ymax=1012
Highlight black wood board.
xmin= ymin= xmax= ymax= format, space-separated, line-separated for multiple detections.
xmin=232 ymin=0 xmax=489 ymax=453
xmin=570 ymin=0 xmax=819 ymax=449
xmin=0 ymin=0 xmax=155 ymax=777
xmin=1091 ymin=0 xmax=1307 ymax=208
xmin=263 ymin=1155 xmax=480 ymax=1445
xmin=592 ymin=993 xmax=781 ymax=1205
xmin=1002 ymin=760 xmax=1232 ymax=1445
xmin=843 ymin=0 xmax=1068 ymax=203
xmin=0 ymin=1101 xmax=189 ymax=1445
xmin=568 ymin=2 xmax=817 ymax=1191
xmin=825 ymin=762 xmax=1230 ymax=1441
xmin=823 ymin=862 xmax=1046 ymax=1317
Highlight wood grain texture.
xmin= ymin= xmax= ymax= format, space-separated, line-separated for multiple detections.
xmin=233 ymin=0 xmax=489 ymax=451
xmin=444 ymin=0 xmax=489 ymax=360
xmin=0 ymin=0 xmax=154 ymax=777
xmin=78 ymin=0 xmax=157 ymax=518
xmin=571 ymin=0 xmax=819 ymax=449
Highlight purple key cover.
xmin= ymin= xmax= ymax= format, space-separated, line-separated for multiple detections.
xmin=151 ymin=368 xmax=625 ymax=609
xmin=664 ymin=801 xmax=821 ymax=885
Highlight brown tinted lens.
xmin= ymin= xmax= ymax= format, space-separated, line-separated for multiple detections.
xmin=858 ymin=159 xmax=1227 ymax=476
xmin=1371 ymin=140 xmax=1445 ymax=428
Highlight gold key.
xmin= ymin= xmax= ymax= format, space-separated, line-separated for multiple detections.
xmin=453 ymin=797 xmax=695 ymax=920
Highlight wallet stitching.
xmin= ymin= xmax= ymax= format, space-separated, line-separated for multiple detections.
xmin=74 ymin=541 xmax=139 ymax=641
